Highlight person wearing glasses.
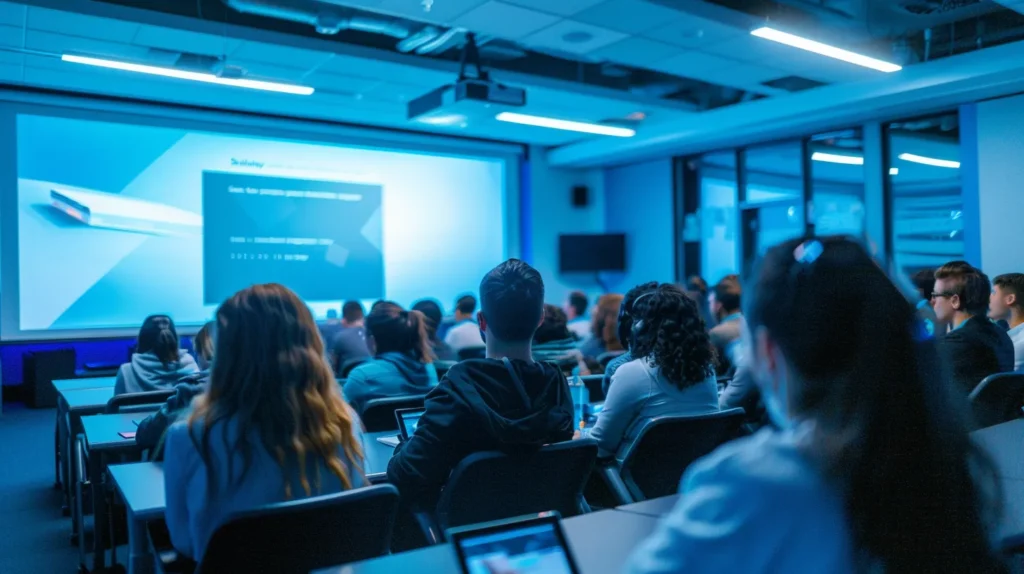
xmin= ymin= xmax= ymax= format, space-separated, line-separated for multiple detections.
xmin=932 ymin=261 xmax=1014 ymax=394
xmin=626 ymin=237 xmax=1006 ymax=574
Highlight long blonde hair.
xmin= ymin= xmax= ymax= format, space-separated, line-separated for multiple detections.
xmin=189 ymin=283 xmax=363 ymax=498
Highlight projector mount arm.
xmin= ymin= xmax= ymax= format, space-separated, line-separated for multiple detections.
xmin=458 ymin=33 xmax=490 ymax=82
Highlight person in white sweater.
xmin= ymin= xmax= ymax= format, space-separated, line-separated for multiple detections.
xmin=589 ymin=284 xmax=718 ymax=461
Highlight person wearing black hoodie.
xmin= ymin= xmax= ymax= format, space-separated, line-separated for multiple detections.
xmin=387 ymin=259 xmax=574 ymax=511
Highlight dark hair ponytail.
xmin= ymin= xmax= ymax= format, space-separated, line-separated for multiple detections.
xmin=137 ymin=314 xmax=180 ymax=366
xmin=630 ymin=284 xmax=715 ymax=389
xmin=366 ymin=303 xmax=433 ymax=363
xmin=746 ymin=237 xmax=1004 ymax=573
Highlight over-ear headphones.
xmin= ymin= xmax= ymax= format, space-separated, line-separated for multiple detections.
xmin=629 ymin=292 xmax=656 ymax=344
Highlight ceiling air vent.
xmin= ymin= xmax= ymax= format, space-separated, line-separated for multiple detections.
xmin=761 ymin=75 xmax=827 ymax=92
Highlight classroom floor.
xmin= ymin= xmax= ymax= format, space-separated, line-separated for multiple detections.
xmin=0 ymin=402 xmax=82 ymax=573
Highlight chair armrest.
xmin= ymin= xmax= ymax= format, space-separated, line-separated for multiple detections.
xmin=412 ymin=509 xmax=443 ymax=545
xmin=597 ymin=462 xmax=634 ymax=506
xmin=147 ymin=520 xmax=196 ymax=574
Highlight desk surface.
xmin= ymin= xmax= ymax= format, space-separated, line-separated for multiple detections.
xmin=63 ymin=387 xmax=115 ymax=412
xmin=314 ymin=509 xmax=660 ymax=574
xmin=110 ymin=462 xmax=165 ymax=521
xmin=82 ymin=412 xmax=143 ymax=451
xmin=363 ymin=431 xmax=397 ymax=479
xmin=617 ymin=494 xmax=680 ymax=518
xmin=54 ymin=376 xmax=117 ymax=395
xmin=973 ymin=418 xmax=1024 ymax=480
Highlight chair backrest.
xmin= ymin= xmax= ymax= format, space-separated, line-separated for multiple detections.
xmin=339 ymin=357 xmax=368 ymax=378
xmin=435 ymin=439 xmax=597 ymax=532
xmin=619 ymin=409 xmax=746 ymax=501
xmin=579 ymin=375 xmax=605 ymax=403
xmin=969 ymin=373 xmax=1024 ymax=429
xmin=105 ymin=389 xmax=175 ymax=414
xmin=360 ymin=394 xmax=428 ymax=432
xmin=197 ymin=484 xmax=399 ymax=574
xmin=596 ymin=351 xmax=625 ymax=369
xmin=457 ymin=346 xmax=486 ymax=361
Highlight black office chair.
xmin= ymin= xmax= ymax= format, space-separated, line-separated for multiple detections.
xmin=421 ymin=439 xmax=597 ymax=541
xmin=580 ymin=375 xmax=605 ymax=403
xmin=154 ymin=484 xmax=400 ymax=574
xmin=969 ymin=373 xmax=1024 ymax=430
xmin=596 ymin=351 xmax=625 ymax=369
xmin=434 ymin=360 xmax=457 ymax=380
xmin=105 ymin=390 xmax=175 ymax=414
xmin=457 ymin=346 xmax=486 ymax=361
xmin=603 ymin=409 xmax=746 ymax=502
xmin=339 ymin=357 xmax=368 ymax=378
xmin=360 ymin=394 xmax=428 ymax=432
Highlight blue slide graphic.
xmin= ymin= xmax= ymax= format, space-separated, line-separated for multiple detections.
xmin=202 ymin=172 xmax=384 ymax=304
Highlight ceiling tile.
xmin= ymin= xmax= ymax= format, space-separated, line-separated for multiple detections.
xmin=26 ymin=7 xmax=139 ymax=43
xmin=643 ymin=15 xmax=746 ymax=49
xmin=0 ymin=62 xmax=20 ymax=83
xmin=501 ymin=0 xmax=606 ymax=17
xmin=359 ymin=80 xmax=427 ymax=103
xmin=452 ymin=1 xmax=561 ymax=40
xmin=0 ymin=1 xmax=25 ymax=27
xmin=229 ymin=41 xmax=334 ymax=68
xmin=374 ymin=0 xmax=489 ymax=21
xmin=702 ymin=34 xmax=828 ymax=71
xmin=25 ymin=30 xmax=150 ymax=61
xmin=795 ymin=59 xmax=881 ymax=85
xmin=521 ymin=19 xmax=628 ymax=55
xmin=573 ymin=0 xmax=684 ymax=35
xmin=133 ymin=25 xmax=243 ymax=58
xmin=688 ymin=62 xmax=788 ymax=89
xmin=317 ymin=53 xmax=448 ymax=87
xmin=589 ymin=37 xmax=681 ymax=68
xmin=305 ymin=69 xmax=382 ymax=93
xmin=0 ymin=49 xmax=22 ymax=65
xmin=651 ymin=50 xmax=745 ymax=78
xmin=0 ymin=23 xmax=20 ymax=48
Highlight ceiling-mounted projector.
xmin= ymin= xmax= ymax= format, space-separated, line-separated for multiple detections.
xmin=407 ymin=33 xmax=526 ymax=124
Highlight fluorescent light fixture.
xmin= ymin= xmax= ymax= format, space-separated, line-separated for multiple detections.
xmin=811 ymin=152 xmax=863 ymax=165
xmin=750 ymin=27 xmax=902 ymax=73
xmin=61 ymin=54 xmax=314 ymax=95
xmin=889 ymin=167 xmax=899 ymax=175
xmin=494 ymin=112 xmax=635 ymax=137
xmin=897 ymin=153 xmax=960 ymax=169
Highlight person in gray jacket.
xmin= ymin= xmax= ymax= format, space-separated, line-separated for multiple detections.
xmin=114 ymin=314 xmax=198 ymax=395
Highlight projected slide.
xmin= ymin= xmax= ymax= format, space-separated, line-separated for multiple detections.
xmin=10 ymin=112 xmax=508 ymax=337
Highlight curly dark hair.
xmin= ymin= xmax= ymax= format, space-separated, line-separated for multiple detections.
xmin=630 ymin=283 xmax=715 ymax=389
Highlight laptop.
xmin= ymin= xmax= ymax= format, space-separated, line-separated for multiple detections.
xmin=374 ymin=407 xmax=426 ymax=448
xmin=448 ymin=512 xmax=581 ymax=574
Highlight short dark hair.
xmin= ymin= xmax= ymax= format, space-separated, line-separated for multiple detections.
xmin=994 ymin=273 xmax=1024 ymax=311
xmin=568 ymin=291 xmax=588 ymax=317
xmin=935 ymin=262 xmax=990 ymax=316
xmin=535 ymin=304 xmax=571 ymax=345
xmin=456 ymin=294 xmax=477 ymax=315
xmin=712 ymin=281 xmax=741 ymax=313
xmin=686 ymin=275 xmax=708 ymax=295
xmin=479 ymin=259 xmax=544 ymax=342
xmin=342 ymin=300 xmax=365 ymax=323
xmin=911 ymin=269 xmax=936 ymax=301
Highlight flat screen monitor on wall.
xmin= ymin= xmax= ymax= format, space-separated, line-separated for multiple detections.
xmin=558 ymin=234 xmax=626 ymax=273
xmin=0 ymin=95 xmax=521 ymax=341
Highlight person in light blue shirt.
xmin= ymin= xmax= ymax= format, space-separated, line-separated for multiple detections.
xmin=444 ymin=294 xmax=485 ymax=352
xmin=991 ymin=273 xmax=1024 ymax=371
xmin=590 ymin=284 xmax=718 ymax=461
xmin=164 ymin=284 xmax=365 ymax=561
xmin=627 ymin=237 xmax=1006 ymax=574
xmin=343 ymin=302 xmax=439 ymax=414
xmin=565 ymin=291 xmax=592 ymax=340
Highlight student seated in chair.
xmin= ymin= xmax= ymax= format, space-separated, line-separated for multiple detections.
xmin=136 ymin=321 xmax=214 ymax=457
xmin=565 ymin=291 xmax=591 ymax=341
xmin=443 ymin=294 xmax=485 ymax=352
xmin=329 ymin=300 xmax=372 ymax=376
xmin=343 ymin=302 xmax=439 ymax=414
xmin=601 ymin=283 xmax=659 ymax=395
xmin=990 ymin=273 xmax=1024 ymax=372
xmin=114 ymin=314 xmax=198 ymax=395
xmin=532 ymin=304 xmax=585 ymax=370
xmin=387 ymin=259 xmax=574 ymax=510
xmin=626 ymin=237 xmax=1007 ymax=574
xmin=932 ymin=262 xmax=1014 ymax=394
xmin=163 ymin=284 xmax=365 ymax=561
xmin=578 ymin=293 xmax=625 ymax=360
xmin=412 ymin=299 xmax=458 ymax=362
xmin=589 ymin=284 xmax=719 ymax=461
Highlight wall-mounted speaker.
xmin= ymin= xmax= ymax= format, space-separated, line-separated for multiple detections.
xmin=572 ymin=185 xmax=588 ymax=208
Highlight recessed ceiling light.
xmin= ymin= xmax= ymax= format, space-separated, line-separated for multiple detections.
xmin=750 ymin=27 xmax=902 ymax=73
xmin=811 ymin=152 xmax=863 ymax=165
xmin=61 ymin=54 xmax=314 ymax=95
xmin=495 ymin=112 xmax=635 ymax=137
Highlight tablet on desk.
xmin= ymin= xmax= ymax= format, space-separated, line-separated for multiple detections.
xmin=395 ymin=407 xmax=426 ymax=441
xmin=448 ymin=512 xmax=580 ymax=574
xmin=376 ymin=436 xmax=400 ymax=448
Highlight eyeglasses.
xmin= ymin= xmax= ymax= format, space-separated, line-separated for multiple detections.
xmin=931 ymin=291 xmax=957 ymax=300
